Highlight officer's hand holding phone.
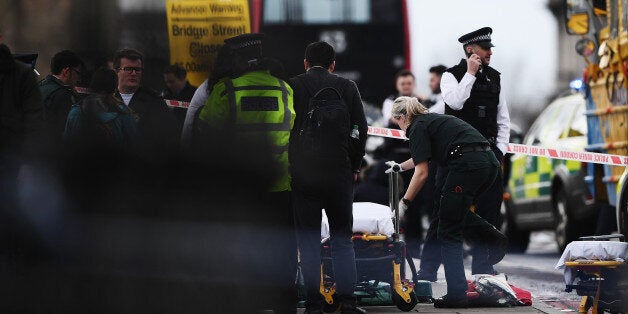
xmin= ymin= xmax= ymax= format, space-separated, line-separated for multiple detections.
xmin=466 ymin=50 xmax=482 ymax=75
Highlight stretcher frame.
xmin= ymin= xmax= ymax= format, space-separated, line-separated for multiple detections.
xmin=318 ymin=168 xmax=418 ymax=312
xmin=564 ymin=235 xmax=627 ymax=314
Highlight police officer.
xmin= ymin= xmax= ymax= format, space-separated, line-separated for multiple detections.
xmin=387 ymin=96 xmax=507 ymax=308
xmin=418 ymin=27 xmax=510 ymax=280
xmin=196 ymin=33 xmax=297 ymax=313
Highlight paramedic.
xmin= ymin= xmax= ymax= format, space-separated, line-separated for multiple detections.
xmin=387 ymin=96 xmax=507 ymax=308
xmin=196 ymin=33 xmax=297 ymax=313
xmin=419 ymin=27 xmax=510 ymax=279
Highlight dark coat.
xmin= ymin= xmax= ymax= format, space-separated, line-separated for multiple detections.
xmin=162 ymin=81 xmax=197 ymax=102
xmin=162 ymin=81 xmax=197 ymax=130
xmin=288 ymin=66 xmax=367 ymax=172
xmin=39 ymin=74 xmax=78 ymax=143
xmin=116 ymin=87 xmax=180 ymax=155
xmin=0 ymin=44 xmax=43 ymax=161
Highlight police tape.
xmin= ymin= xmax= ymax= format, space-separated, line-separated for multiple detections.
xmin=505 ymin=143 xmax=628 ymax=167
xmin=165 ymin=99 xmax=190 ymax=108
xmin=367 ymin=126 xmax=407 ymax=139
xmin=366 ymin=126 xmax=628 ymax=167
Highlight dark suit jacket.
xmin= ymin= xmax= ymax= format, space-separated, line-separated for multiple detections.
xmin=117 ymin=87 xmax=180 ymax=154
xmin=288 ymin=66 xmax=367 ymax=172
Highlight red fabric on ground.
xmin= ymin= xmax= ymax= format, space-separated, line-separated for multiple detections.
xmin=509 ymin=283 xmax=532 ymax=306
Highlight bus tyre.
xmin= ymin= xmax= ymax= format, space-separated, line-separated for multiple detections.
xmin=554 ymin=188 xmax=577 ymax=252
xmin=501 ymin=196 xmax=530 ymax=253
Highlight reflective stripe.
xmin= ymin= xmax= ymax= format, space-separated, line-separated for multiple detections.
xmin=224 ymin=79 xmax=237 ymax=126
xmin=271 ymin=143 xmax=289 ymax=154
xmin=226 ymin=78 xmax=292 ymax=132
xmin=277 ymin=78 xmax=292 ymax=129
xmin=221 ymin=85 xmax=286 ymax=96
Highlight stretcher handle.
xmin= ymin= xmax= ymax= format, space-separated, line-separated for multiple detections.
xmin=388 ymin=168 xmax=400 ymax=240
xmin=578 ymin=234 xmax=624 ymax=241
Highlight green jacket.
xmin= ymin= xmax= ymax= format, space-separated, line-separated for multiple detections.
xmin=39 ymin=74 xmax=77 ymax=142
xmin=199 ymin=70 xmax=295 ymax=192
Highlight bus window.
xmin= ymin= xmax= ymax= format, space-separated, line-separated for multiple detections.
xmin=256 ymin=0 xmax=406 ymax=105
xmin=262 ymin=0 xmax=401 ymax=25
xmin=263 ymin=0 xmax=369 ymax=24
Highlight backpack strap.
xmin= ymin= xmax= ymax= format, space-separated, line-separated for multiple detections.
xmin=312 ymin=86 xmax=342 ymax=100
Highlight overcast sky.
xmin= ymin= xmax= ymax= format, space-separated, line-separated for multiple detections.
xmin=408 ymin=0 xmax=558 ymax=113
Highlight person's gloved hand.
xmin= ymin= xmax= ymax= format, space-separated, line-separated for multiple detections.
xmin=398 ymin=198 xmax=409 ymax=217
xmin=385 ymin=161 xmax=404 ymax=174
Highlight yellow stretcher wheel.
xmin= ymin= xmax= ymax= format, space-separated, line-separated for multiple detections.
xmin=392 ymin=289 xmax=418 ymax=312
xmin=322 ymin=293 xmax=339 ymax=313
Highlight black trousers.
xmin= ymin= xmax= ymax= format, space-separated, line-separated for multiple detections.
xmin=437 ymin=150 xmax=499 ymax=298
xmin=292 ymin=165 xmax=357 ymax=310
xmin=419 ymin=147 xmax=504 ymax=276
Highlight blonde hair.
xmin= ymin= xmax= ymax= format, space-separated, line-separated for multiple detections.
xmin=391 ymin=96 xmax=429 ymax=126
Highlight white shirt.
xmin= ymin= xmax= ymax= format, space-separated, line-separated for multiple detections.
xmin=381 ymin=97 xmax=395 ymax=124
xmin=427 ymin=93 xmax=445 ymax=114
xmin=120 ymin=93 xmax=134 ymax=106
xmin=440 ymin=71 xmax=510 ymax=155
xmin=180 ymin=79 xmax=209 ymax=149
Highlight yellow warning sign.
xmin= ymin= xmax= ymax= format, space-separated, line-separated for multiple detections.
xmin=165 ymin=0 xmax=250 ymax=86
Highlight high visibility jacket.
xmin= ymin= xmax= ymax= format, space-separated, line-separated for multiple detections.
xmin=199 ymin=70 xmax=295 ymax=192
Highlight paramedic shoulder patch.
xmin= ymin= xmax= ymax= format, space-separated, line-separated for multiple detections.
xmin=241 ymin=96 xmax=279 ymax=111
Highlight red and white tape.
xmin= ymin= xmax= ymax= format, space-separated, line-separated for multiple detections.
xmin=367 ymin=126 xmax=407 ymax=140
xmin=506 ymin=143 xmax=627 ymax=167
xmin=366 ymin=126 xmax=628 ymax=167
xmin=164 ymin=99 xmax=190 ymax=108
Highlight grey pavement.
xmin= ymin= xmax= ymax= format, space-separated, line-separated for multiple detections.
xmin=294 ymin=252 xmax=578 ymax=314
xmin=294 ymin=279 xmax=571 ymax=313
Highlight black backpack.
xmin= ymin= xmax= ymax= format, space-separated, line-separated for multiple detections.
xmin=294 ymin=83 xmax=351 ymax=160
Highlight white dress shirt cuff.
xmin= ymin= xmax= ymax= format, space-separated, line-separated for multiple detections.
xmin=497 ymin=142 xmax=507 ymax=156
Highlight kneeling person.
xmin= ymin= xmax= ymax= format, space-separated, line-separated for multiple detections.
xmin=388 ymin=96 xmax=507 ymax=308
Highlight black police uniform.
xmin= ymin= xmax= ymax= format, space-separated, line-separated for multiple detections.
xmin=441 ymin=27 xmax=507 ymax=275
xmin=406 ymin=113 xmax=500 ymax=302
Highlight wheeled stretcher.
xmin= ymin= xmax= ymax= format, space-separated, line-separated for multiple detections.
xmin=320 ymin=202 xmax=419 ymax=312
xmin=555 ymin=235 xmax=628 ymax=314
xmin=317 ymin=168 xmax=423 ymax=312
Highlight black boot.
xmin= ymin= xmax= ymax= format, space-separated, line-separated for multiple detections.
xmin=339 ymin=295 xmax=367 ymax=314
xmin=487 ymin=226 xmax=508 ymax=265
xmin=433 ymin=294 xmax=468 ymax=308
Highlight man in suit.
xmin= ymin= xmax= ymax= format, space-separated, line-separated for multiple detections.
xmin=114 ymin=48 xmax=179 ymax=156
xmin=289 ymin=41 xmax=368 ymax=314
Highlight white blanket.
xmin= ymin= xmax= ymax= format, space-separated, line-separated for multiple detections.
xmin=554 ymin=240 xmax=628 ymax=284
xmin=321 ymin=202 xmax=394 ymax=242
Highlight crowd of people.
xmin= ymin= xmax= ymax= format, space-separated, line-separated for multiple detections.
xmin=0 ymin=24 xmax=511 ymax=313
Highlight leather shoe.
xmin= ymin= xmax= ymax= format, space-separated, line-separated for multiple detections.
xmin=433 ymin=294 xmax=468 ymax=308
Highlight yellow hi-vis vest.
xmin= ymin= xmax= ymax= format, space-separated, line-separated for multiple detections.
xmin=199 ymin=70 xmax=295 ymax=192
